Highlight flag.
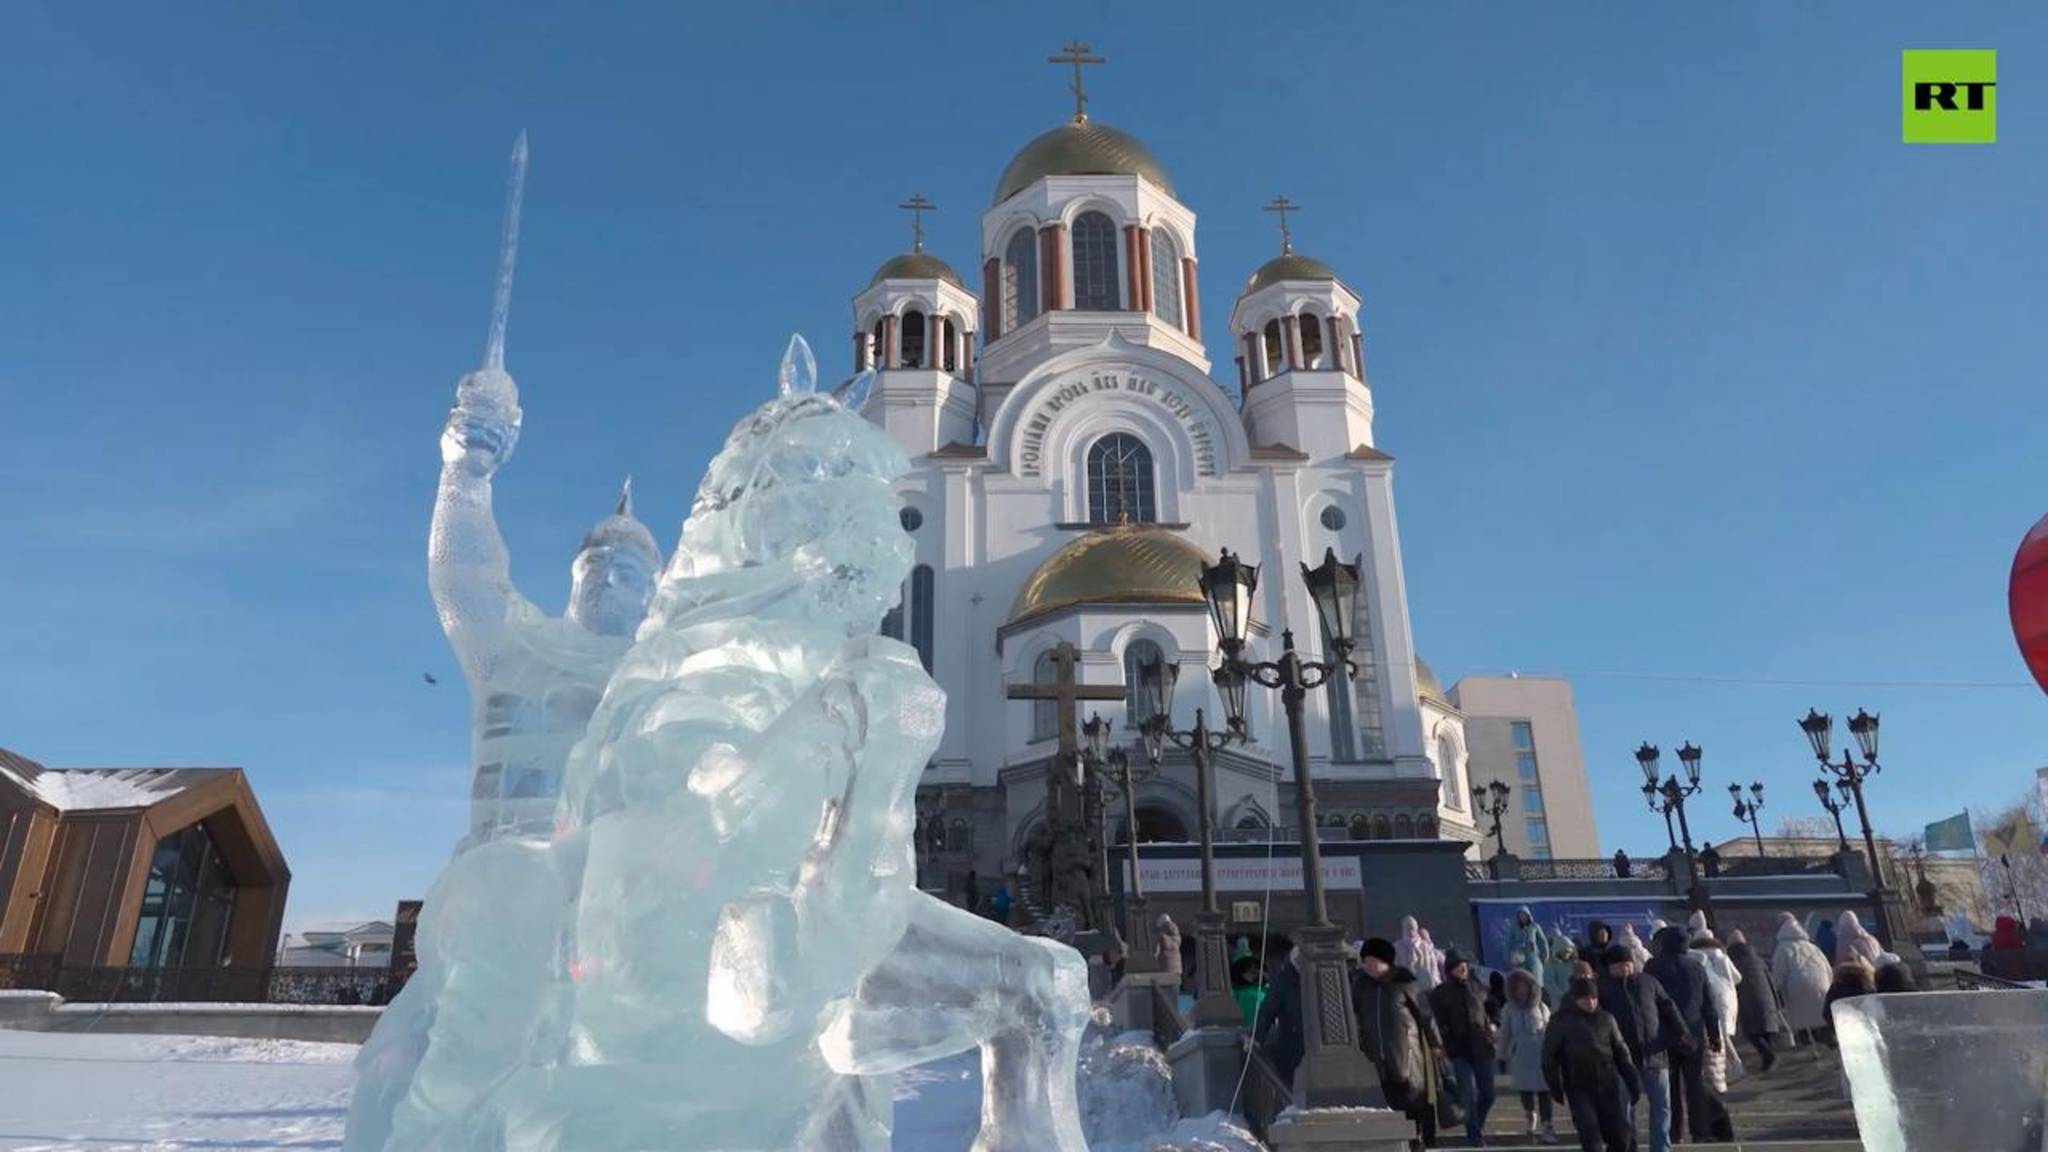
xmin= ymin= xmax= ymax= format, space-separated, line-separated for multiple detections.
xmin=1984 ymin=813 xmax=2039 ymax=860
xmin=1923 ymin=811 xmax=1975 ymax=853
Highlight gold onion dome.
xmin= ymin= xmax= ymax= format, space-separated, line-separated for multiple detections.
xmin=1414 ymin=657 xmax=1450 ymax=707
xmin=1244 ymin=251 xmax=1339 ymax=295
xmin=869 ymin=251 xmax=965 ymax=289
xmin=992 ymin=119 xmax=1175 ymax=205
xmin=1008 ymin=523 xmax=1209 ymax=627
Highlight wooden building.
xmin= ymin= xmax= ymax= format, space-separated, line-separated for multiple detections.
xmin=0 ymin=747 xmax=289 ymax=971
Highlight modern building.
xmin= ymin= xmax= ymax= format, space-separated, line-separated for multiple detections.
xmin=857 ymin=63 xmax=1492 ymax=898
xmin=0 ymin=747 xmax=289 ymax=972
xmin=277 ymin=920 xmax=393 ymax=968
xmin=1447 ymin=675 xmax=1599 ymax=860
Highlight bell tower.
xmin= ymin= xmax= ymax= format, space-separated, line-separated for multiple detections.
xmin=1228 ymin=197 xmax=1374 ymax=460
xmin=850 ymin=194 xmax=981 ymax=454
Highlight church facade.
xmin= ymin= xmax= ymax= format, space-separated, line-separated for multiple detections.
xmin=851 ymin=82 xmax=1489 ymax=897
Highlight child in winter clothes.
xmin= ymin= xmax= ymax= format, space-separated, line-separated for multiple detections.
xmin=1544 ymin=976 xmax=1643 ymax=1152
xmin=1501 ymin=968 xmax=1559 ymax=1144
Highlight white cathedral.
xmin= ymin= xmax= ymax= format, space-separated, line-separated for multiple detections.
xmin=851 ymin=68 xmax=1483 ymax=895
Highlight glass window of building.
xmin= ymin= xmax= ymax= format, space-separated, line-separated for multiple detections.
xmin=1517 ymin=752 xmax=1539 ymax=781
xmin=1150 ymin=230 xmax=1182 ymax=328
xmin=1086 ymin=433 xmax=1156 ymax=523
xmin=900 ymin=309 xmax=927 ymax=368
xmin=1123 ymin=639 xmax=1165 ymax=729
xmin=1511 ymin=721 xmax=1535 ymax=750
xmin=128 ymin=823 xmax=238 ymax=970
xmin=1003 ymin=229 xmax=1039 ymax=331
xmin=1522 ymin=787 xmax=1546 ymax=815
xmin=1071 ymin=212 xmax=1120 ymax=310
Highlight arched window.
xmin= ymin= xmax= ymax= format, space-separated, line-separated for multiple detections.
xmin=1235 ymin=812 xmax=1268 ymax=833
xmin=941 ymin=318 xmax=958 ymax=373
xmin=1300 ymin=313 xmax=1325 ymax=368
xmin=1086 ymin=433 xmax=1156 ymax=524
xmin=1439 ymin=734 xmax=1464 ymax=810
xmin=1349 ymin=814 xmax=1372 ymax=840
xmin=1150 ymin=231 xmax=1183 ymax=329
xmin=1262 ymin=319 xmax=1284 ymax=376
xmin=880 ymin=582 xmax=905 ymax=641
xmin=1071 ymin=212 xmax=1120 ymax=311
xmin=901 ymin=309 xmax=926 ymax=369
xmin=1031 ymin=650 xmax=1058 ymax=742
xmin=869 ymin=319 xmax=886 ymax=370
xmin=1394 ymin=814 xmax=1415 ymax=839
xmin=1123 ymin=639 xmax=1165 ymax=729
xmin=1372 ymin=814 xmax=1392 ymax=841
xmin=910 ymin=565 xmax=935 ymax=673
xmin=1003 ymin=229 xmax=1039 ymax=331
xmin=1417 ymin=814 xmax=1438 ymax=839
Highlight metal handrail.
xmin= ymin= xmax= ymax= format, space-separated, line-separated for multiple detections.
xmin=1239 ymin=1034 xmax=1294 ymax=1140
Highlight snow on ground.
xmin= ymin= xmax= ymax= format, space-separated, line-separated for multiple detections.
xmin=0 ymin=1031 xmax=1255 ymax=1151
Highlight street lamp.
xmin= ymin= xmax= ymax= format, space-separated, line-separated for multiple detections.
xmin=1085 ymin=709 xmax=1161 ymax=973
xmin=1729 ymin=781 xmax=1766 ymax=857
xmin=1137 ymin=653 xmax=1241 ymax=1027
xmin=1798 ymin=707 xmax=1898 ymax=948
xmin=1201 ymin=546 xmax=1378 ymax=1108
xmin=1638 ymin=740 xmax=1713 ymax=925
xmin=1812 ymin=777 xmax=1852 ymax=851
xmin=1471 ymin=779 xmax=1512 ymax=865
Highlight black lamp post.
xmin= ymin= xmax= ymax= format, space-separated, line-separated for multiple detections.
xmin=1798 ymin=708 xmax=1897 ymax=948
xmin=1137 ymin=654 xmax=1241 ymax=1027
xmin=1471 ymin=779 xmax=1512 ymax=865
xmin=1639 ymin=740 xmax=1713 ymax=925
xmin=1812 ymin=776 xmax=1852 ymax=851
xmin=1729 ymin=781 xmax=1767 ymax=857
xmin=1201 ymin=546 xmax=1378 ymax=1108
xmin=1085 ymin=710 xmax=1160 ymax=973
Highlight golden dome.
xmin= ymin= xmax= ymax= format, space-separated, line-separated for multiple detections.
xmin=1415 ymin=657 xmax=1451 ymax=707
xmin=869 ymin=251 xmax=965 ymax=290
xmin=993 ymin=120 xmax=1175 ymax=206
xmin=1244 ymin=251 xmax=1338 ymax=295
xmin=1008 ymin=524 xmax=1209 ymax=627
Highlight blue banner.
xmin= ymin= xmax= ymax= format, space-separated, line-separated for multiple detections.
xmin=1923 ymin=811 xmax=1975 ymax=853
xmin=1472 ymin=899 xmax=1674 ymax=972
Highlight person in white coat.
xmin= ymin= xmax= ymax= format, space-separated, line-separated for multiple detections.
xmin=1771 ymin=912 xmax=1834 ymax=1044
xmin=1691 ymin=928 xmax=1743 ymax=1089
xmin=1834 ymin=910 xmax=1883 ymax=968
xmin=1618 ymin=922 xmax=1653 ymax=969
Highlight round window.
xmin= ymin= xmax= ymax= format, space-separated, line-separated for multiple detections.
xmin=899 ymin=507 xmax=924 ymax=532
xmin=1319 ymin=506 xmax=1347 ymax=531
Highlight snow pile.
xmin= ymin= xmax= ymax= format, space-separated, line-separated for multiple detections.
xmin=159 ymin=1034 xmax=361 ymax=1064
xmin=4 ymin=767 xmax=194 ymax=811
xmin=1077 ymin=1011 xmax=1180 ymax=1148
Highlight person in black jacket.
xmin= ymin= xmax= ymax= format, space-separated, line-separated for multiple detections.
xmin=1644 ymin=926 xmax=1730 ymax=1143
xmin=1253 ymin=946 xmax=1305 ymax=1088
xmin=1598 ymin=944 xmax=1683 ymax=1152
xmin=1354 ymin=937 xmax=1441 ymax=1148
xmin=1582 ymin=921 xmax=1616 ymax=965
xmin=1544 ymin=975 xmax=1643 ymax=1152
xmin=1428 ymin=950 xmax=1497 ymax=1146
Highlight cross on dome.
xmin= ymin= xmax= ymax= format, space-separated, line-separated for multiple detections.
xmin=898 ymin=193 xmax=935 ymax=254
xmin=1264 ymin=195 xmax=1299 ymax=255
xmin=1047 ymin=40 xmax=1105 ymax=123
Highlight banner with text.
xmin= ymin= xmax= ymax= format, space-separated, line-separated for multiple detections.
xmin=1127 ymin=855 xmax=1362 ymax=894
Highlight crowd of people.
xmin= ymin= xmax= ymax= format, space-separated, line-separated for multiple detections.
xmin=1236 ymin=905 xmax=1915 ymax=1151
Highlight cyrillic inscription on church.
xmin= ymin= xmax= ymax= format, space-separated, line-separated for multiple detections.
xmin=1017 ymin=370 xmax=1218 ymax=478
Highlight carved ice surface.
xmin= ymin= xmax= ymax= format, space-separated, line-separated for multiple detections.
xmin=1835 ymin=989 xmax=2048 ymax=1152
xmin=348 ymin=337 xmax=1095 ymax=1151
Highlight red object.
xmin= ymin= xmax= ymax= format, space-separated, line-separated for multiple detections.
xmin=2014 ymin=512 xmax=2048 ymax=693
xmin=1991 ymin=915 xmax=2025 ymax=951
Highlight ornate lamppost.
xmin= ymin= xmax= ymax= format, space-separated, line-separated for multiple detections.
xmin=1812 ymin=776 xmax=1852 ymax=851
xmin=1471 ymin=779 xmax=1512 ymax=867
xmin=1639 ymin=740 xmax=1713 ymax=925
xmin=1729 ymin=781 xmax=1767 ymax=858
xmin=1137 ymin=654 xmax=1241 ymax=1026
xmin=1798 ymin=708 xmax=1898 ymax=948
xmin=1084 ymin=710 xmax=1160 ymax=972
xmin=1200 ymin=546 xmax=1378 ymax=1107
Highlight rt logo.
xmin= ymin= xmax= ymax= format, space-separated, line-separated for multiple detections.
xmin=1903 ymin=50 xmax=1996 ymax=143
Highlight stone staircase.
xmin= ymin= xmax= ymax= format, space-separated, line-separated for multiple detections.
xmin=1449 ymin=1039 xmax=1862 ymax=1149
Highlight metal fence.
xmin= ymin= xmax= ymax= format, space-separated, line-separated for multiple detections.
xmin=1239 ymin=1037 xmax=1292 ymax=1141
xmin=0 ymin=955 xmax=407 ymax=1005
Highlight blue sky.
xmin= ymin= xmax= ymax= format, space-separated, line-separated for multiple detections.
xmin=3 ymin=2 xmax=2043 ymax=929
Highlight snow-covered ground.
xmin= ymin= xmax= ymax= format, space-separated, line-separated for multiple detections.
xmin=0 ymin=1029 xmax=1258 ymax=1151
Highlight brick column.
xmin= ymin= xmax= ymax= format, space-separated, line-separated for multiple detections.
xmin=882 ymin=314 xmax=899 ymax=369
xmin=1137 ymin=227 xmax=1154 ymax=313
xmin=1123 ymin=225 xmax=1142 ymax=310
xmin=1041 ymin=225 xmax=1068 ymax=313
xmin=930 ymin=313 xmax=945 ymax=372
xmin=1326 ymin=314 xmax=1350 ymax=375
xmin=1283 ymin=314 xmax=1304 ymax=370
xmin=963 ymin=330 xmax=976 ymax=375
xmin=852 ymin=331 xmax=867 ymax=373
xmin=982 ymin=258 xmax=1001 ymax=341
xmin=1182 ymin=258 xmax=1201 ymax=339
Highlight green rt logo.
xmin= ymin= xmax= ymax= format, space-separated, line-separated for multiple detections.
xmin=1903 ymin=50 xmax=1996 ymax=144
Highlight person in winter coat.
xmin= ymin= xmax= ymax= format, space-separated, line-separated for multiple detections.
xmin=1354 ymin=937 xmax=1441 ymax=1148
xmin=1990 ymin=914 xmax=2026 ymax=951
xmin=1771 ymin=913 xmax=1834 ymax=1044
xmin=1834 ymin=910 xmax=1882 ymax=968
xmin=1253 ymin=947 xmax=1305 ymax=1086
xmin=1231 ymin=953 xmax=1266 ymax=1032
xmin=1545 ymin=937 xmax=1581 ymax=1008
xmin=1618 ymin=923 xmax=1653 ymax=969
xmin=1582 ymin=921 xmax=1616 ymax=965
xmin=1825 ymin=957 xmax=1876 ymax=1018
xmin=1154 ymin=913 xmax=1183 ymax=977
xmin=1544 ymin=975 xmax=1643 ymax=1152
xmin=1725 ymin=930 xmax=1782 ymax=1072
xmin=1598 ymin=945 xmax=1682 ymax=1152
xmin=1645 ymin=926 xmax=1728 ymax=1143
xmin=1430 ymin=950 xmax=1499 ymax=1146
xmin=1874 ymin=962 xmax=1916 ymax=993
xmin=1501 ymin=968 xmax=1560 ymax=1144
xmin=1505 ymin=906 xmax=1552 ymax=985
xmin=1396 ymin=916 xmax=1443 ymax=992
xmin=1812 ymin=916 xmax=1839 ymax=963
xmin=1690 ymin=930 xmax=1742 ymax=1089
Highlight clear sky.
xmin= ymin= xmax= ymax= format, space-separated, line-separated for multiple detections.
xmin=3 ymin=2 xmax=2043 ymax=931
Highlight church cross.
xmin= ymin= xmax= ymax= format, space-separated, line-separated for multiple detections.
xmin=898 ymin=193 xmax=935 ymax=254
xmin=1048 ymin=40 xmax=1105 ymax=123
xmin=1005 ymin=641 xmax=1125 ymax=762
xmin=1264 ymin=195 xmax=1299 ymax=254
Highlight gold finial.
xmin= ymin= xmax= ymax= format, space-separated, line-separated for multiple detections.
xmin=1048 ymin=40 xmax=1105 ymax=123
xmin=1264 ymin=195 xmax=1299 ymax=255
xmin=898 ymin=193 xmax=935 ymax=254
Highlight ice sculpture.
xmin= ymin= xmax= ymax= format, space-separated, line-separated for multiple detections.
xmin=1835 ymin=988 xmax=2048 ymax=1151
xmin=429 ymin=133 xmax=661 ymax=849
xmin=347 ymin=331 xmax=1094 ymax=1151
